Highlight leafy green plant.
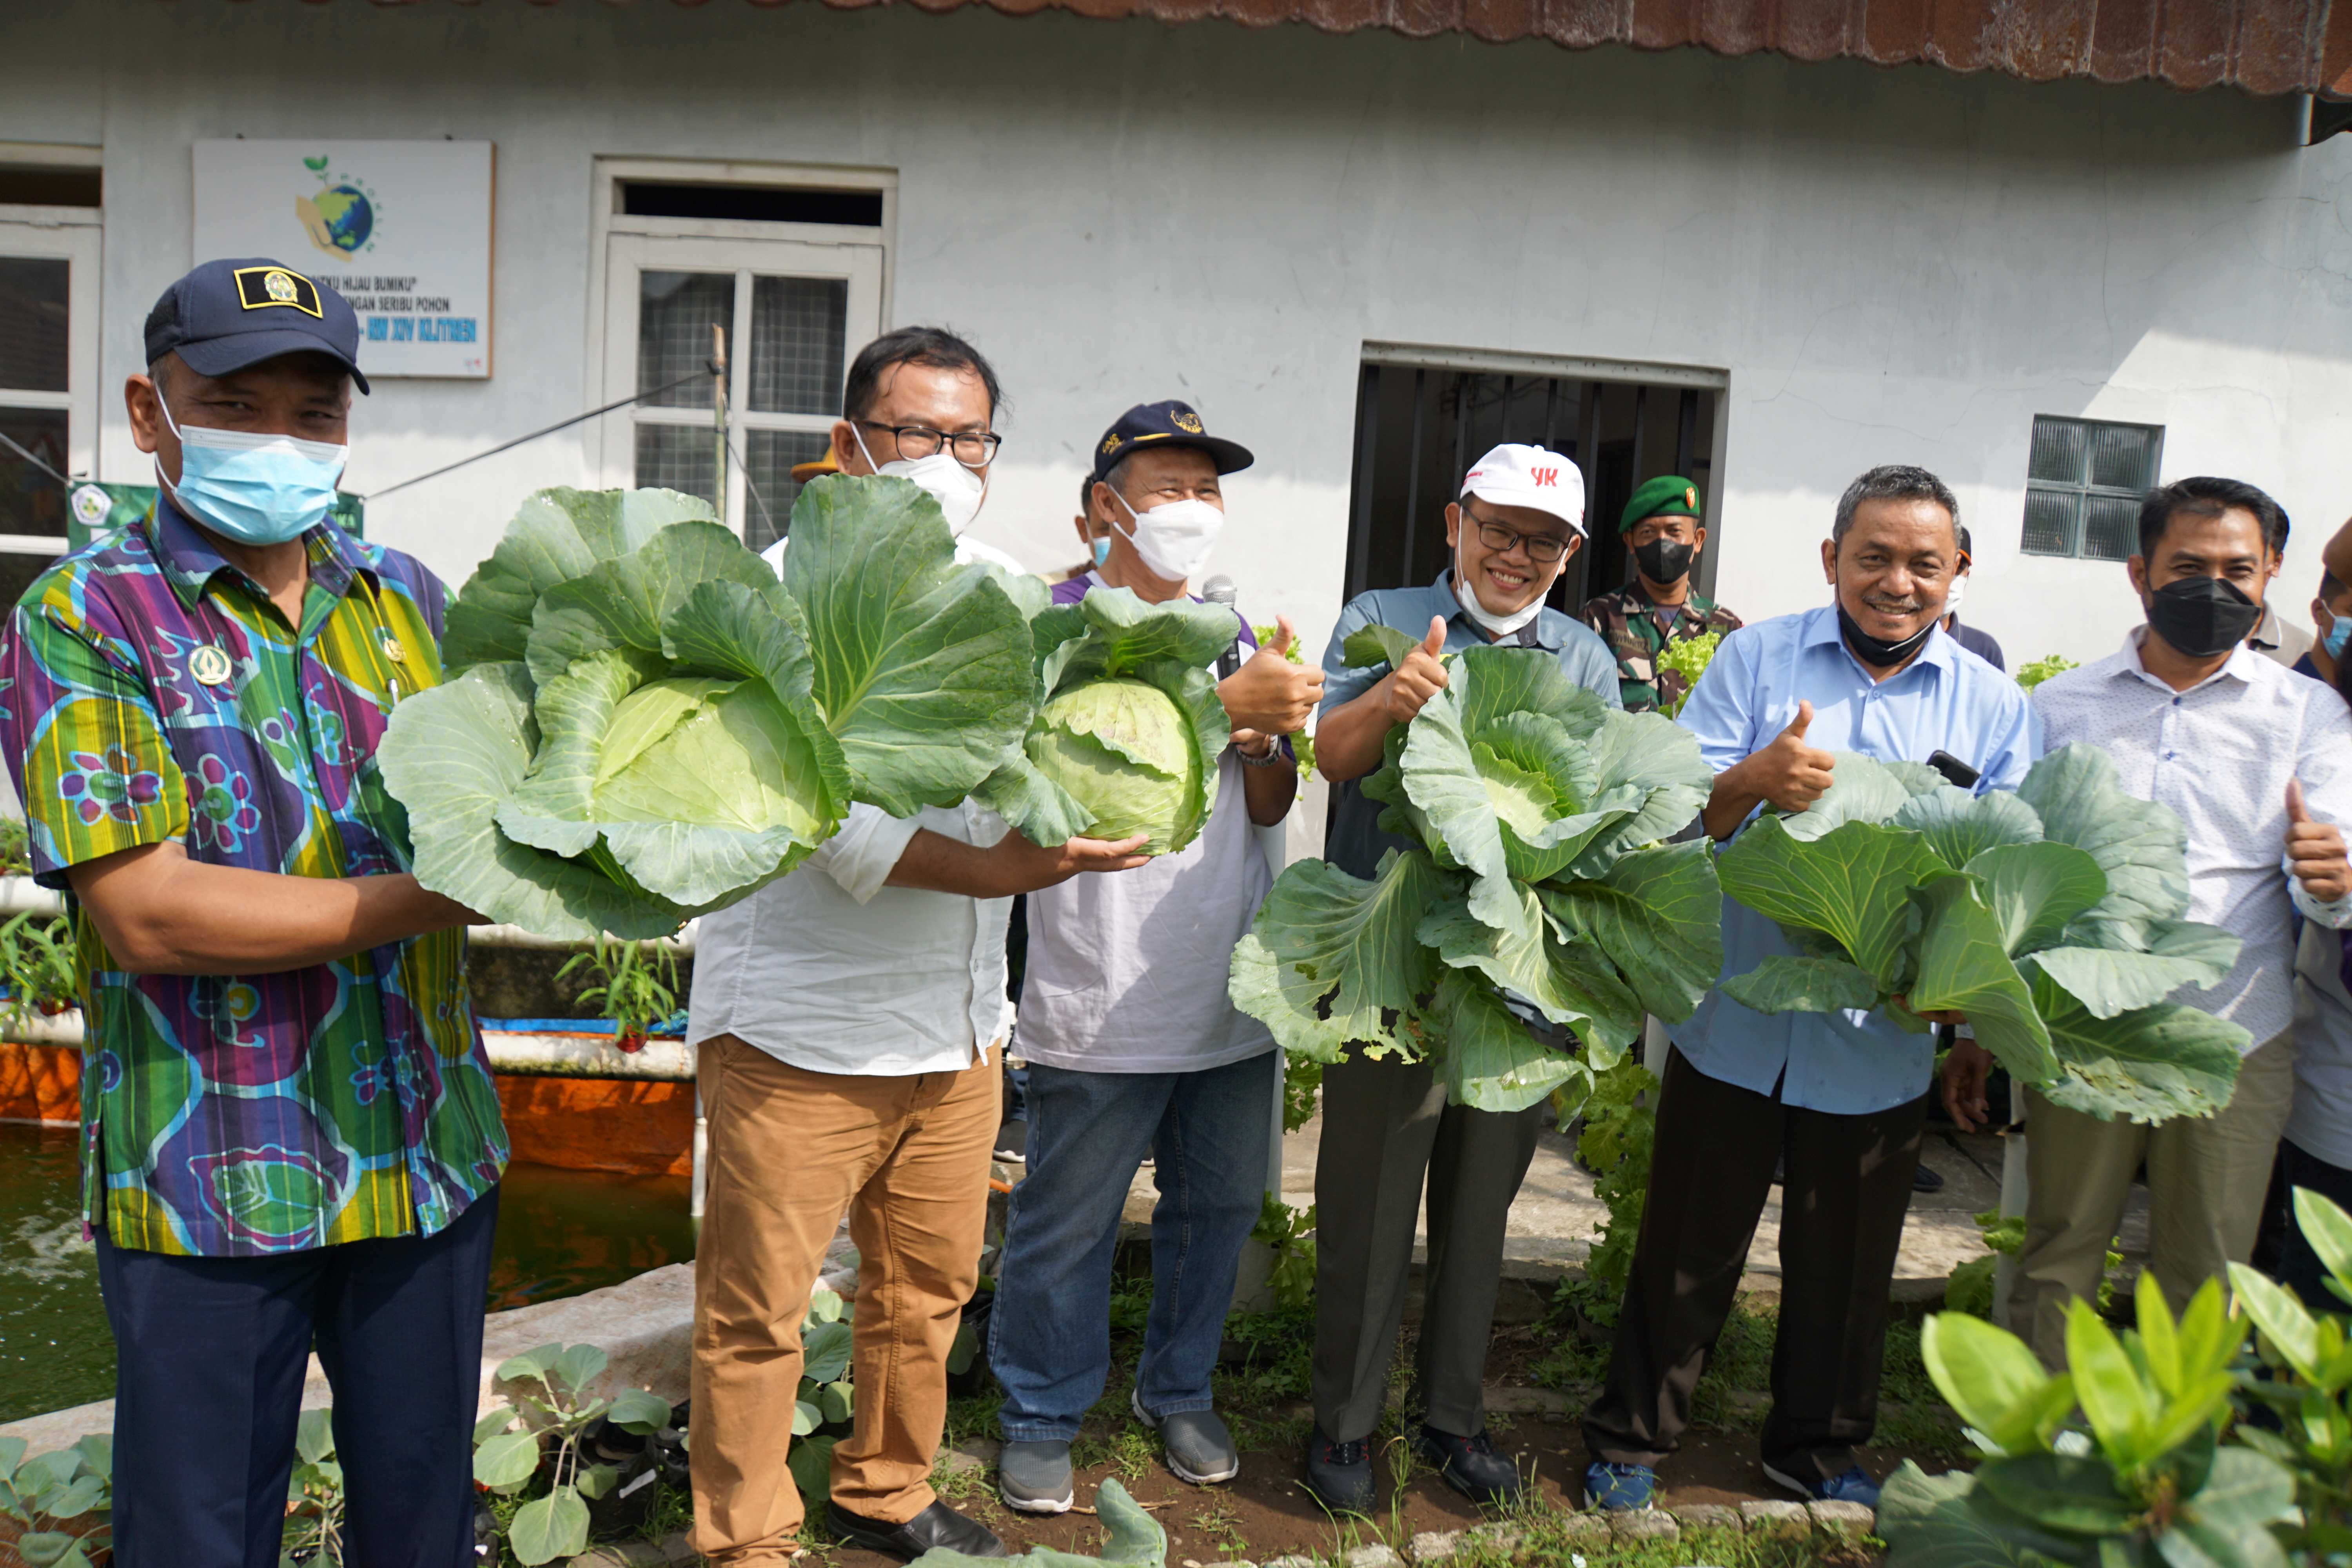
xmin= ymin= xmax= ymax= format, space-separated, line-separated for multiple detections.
xmin=278 ymin=1409 xmax=344 ymax=1566
xmin=1655 ymin=627 xmax=1724 ymax=719
xmin=0 ymin=911 xmax=76 ymax=1029
xmin=1231 ymin=638 xmax=1718 ymax=1113
xmin=1717 ymin=743 xmax=2250 ymax=1123
xmin=0 ymin=818 xmax=31 ymax=878
xmin=1253 ymin=622 xmax=1318 ymax=778
xmin=1574 ymin=1053 xmax=1657 ymax=1304
xmin=384 ymin=476 xmax=1039 ymax=938
xmin=1248 ymin=1194 xmax=1317 ymax=1312
xmin=979 ymin=589 xmax=1236 ymax=856
xmin=788 ymin=1287 xmax=858 ymax=1514
xmin=0 ymin=1434 xmax=110 ymax=1568
xmin=555 ymin=935 xmax=680 ymax=1053
xmin=471 ymin=1342 xmax=672 ymax=1566
xmin=2016 ymin=653 xmax=2079 ymax=692
xmin=1885 ymin=1192 xmax=2352 ymax=1567
xmin=1281 ymin=1053 xmax=1321 ymax=1133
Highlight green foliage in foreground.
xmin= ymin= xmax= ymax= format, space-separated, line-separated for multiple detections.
xmin=1718 ymin=743 xmax=2250 ymax=1124
xmin=1656 ymin=626 xmax=1725 ymax=719
xmin=1885 ymin=1187 xmax=2352 ymax=1566
xmin=908 ymin=1476 xmax=1165 ymax=1568
xmin=0 ymin=1433 xmax=110 ymax=1568
xmin=1231 ymin=641 xmax=1721 ymax=1115
xmin=2016 ymin=654 xmax=2080 ymax=692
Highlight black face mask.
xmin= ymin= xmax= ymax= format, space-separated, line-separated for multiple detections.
xmin=1634 ymin=537 xmax=1695 ymax=586
xmin=2146 ymin=575 xmax=2262 ymax=659
xmin=1837 ymin=600 xmax=1936 ymax=669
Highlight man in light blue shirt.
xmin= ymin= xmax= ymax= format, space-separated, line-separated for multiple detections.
xmin=1583 ymin=466 xmax=2037 ymax=1514
xmin=1305 ymin=443 xmax=1620 ymax=1515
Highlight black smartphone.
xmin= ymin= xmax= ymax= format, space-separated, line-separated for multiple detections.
xmin=1926 ymin=750 xmax=1982 ymax=789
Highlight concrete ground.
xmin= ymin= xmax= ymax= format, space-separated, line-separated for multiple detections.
xmin=1125 ymin=1110 xmax=2027 ymax=1301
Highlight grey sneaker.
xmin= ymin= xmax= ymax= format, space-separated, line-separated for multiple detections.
xmin=997 ymin=1438 xmax=1074 ymax=1514
xmin=1131 ymin=1389 xmax=1240 ymax=1485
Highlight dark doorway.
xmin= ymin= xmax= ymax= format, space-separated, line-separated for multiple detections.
xmin=1342 ymin=352 xmax=1724 ymax=613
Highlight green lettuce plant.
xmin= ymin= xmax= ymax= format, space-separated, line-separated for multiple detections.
xmin=382 ymin=477 xmax=1037 ymax=937
xmin=1229 ymin=639 xmax=1720 ymax=1112
xmin=1655 ymin=626 xmax=1724 ymax=718
xmin=978 ymin=588 xmax=1238 ymax=855
xmin=1715 ymin=742 xmax=2250 ymax=1123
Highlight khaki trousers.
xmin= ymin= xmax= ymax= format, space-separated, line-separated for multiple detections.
xmin=2010 ymin=1033 xmax=2296 ymax=1368
xmin=689 ymin=1035 xmax=999 ymax=1566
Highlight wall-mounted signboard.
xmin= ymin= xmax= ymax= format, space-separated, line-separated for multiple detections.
xmin=193 ymin=140 xmax=493 ymax=378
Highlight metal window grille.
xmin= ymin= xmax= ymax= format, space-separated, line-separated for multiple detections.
xmin=2021 ymin=416 xmax=2164 ymax=561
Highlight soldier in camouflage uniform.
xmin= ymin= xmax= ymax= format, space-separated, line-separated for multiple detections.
xmin=1580 ymin=474 xmax=1744 ymax=713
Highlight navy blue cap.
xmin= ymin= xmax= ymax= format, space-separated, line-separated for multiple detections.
xmin=1090 ymin=399 xmax=1252 ymax=484
xmin=143 ymin=258 xmax=370 ymax=394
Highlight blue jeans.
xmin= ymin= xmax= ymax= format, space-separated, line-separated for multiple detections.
xmin=990 ymin=1050 xmax=1276 ymax=1442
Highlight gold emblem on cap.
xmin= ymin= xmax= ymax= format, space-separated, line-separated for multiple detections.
xmin=1101 ymin=434 xmax=1123 ymax=456
xmin=1685 ymin=486 xmax=1697 ymax=510
xmin=1173 ymin=410 xmax=1205 ymax=434
xmin=232 ymin=265 xmax=324 ymax=319
xmin=189 ymin=645 xmax=234 ymax=687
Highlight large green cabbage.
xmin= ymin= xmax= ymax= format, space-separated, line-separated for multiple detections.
xmin=1714 ymin=743 xmax=2249 ymax=1122
xmin=1228 ymin=642 xmax=1721 ymax=1113
xmin=977 ymin=588 xmax=1236 ymax=856
xmin=381 ymin=477 xmax=1036 ymax=937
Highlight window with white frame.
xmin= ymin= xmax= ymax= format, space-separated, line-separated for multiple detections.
xmin=0 ymin=144 xmax=102 ymax=610
xmin=2021 ymin=415 xmax=2164 ymax=562
xmin=591 ymin=165 xmax=891 ymax=551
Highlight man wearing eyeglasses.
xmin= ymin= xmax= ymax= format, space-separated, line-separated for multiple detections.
xmin=687 ymin=327 xmax=1150 ymax=1568
xmin=1303 ymin=443 xmax=1621 ymax=1514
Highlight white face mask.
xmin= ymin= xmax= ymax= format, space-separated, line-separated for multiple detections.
xmin=1113 ymin=488 xmax=1225 ymax=584
xmin=851 ymin=426 xmax=987 ymax=537
xmin=1451 ymin=550 xmax=1546 ymax=639
xmin=1944 ymin=574 xmax=1967 ymax=619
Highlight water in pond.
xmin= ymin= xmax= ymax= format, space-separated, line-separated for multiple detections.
xmin=0 ymin=1123 xmax=695 ymax=1425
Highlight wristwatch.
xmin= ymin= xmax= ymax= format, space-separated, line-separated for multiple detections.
xmin=1236 ymin=736 xmax=1287 ymax=768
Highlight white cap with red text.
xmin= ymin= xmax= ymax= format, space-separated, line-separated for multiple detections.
xmin=1460 ymin=443 xmax=1587 ymax=537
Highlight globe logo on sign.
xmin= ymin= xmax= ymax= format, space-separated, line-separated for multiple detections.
xmin=294 ymin=155 xmax=377 ymax=259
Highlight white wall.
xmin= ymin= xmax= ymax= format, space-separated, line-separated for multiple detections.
xmin=7 ymin=0 xmax=2352 ymax=673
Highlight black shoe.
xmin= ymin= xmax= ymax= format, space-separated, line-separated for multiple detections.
xmin=1412 ymin=1424 xmax=1524 ymax=1506
xmin=1302 ymin=1424 xmax=1374 ymax=1513
xmin=826 ymin=1499 xmax=1008 ymax=1560
xmin=1913 ymin=1163 xmax=1945 ymax=1192
xmin=994 ymin=1118 xmax=1028 ymax=1164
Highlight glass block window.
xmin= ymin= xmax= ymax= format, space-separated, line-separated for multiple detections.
xmin=2022 ymin=416 xmax=2164 ymax=560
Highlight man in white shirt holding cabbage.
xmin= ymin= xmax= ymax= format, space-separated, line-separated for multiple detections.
xmin=686 ymin=328 xmax=1146 ymax=1568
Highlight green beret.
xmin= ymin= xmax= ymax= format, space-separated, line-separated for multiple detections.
xmin=1619 ymin=475 xmax=1703 ymax=534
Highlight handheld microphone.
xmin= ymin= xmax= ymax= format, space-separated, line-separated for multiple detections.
xmin=1202 ymin=575 xmax=1244 ymax=678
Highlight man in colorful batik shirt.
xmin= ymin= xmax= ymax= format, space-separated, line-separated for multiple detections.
xmin=0 ymin=259 xmax=500 ymax=1567
xmin=1579 ymin=475 xmax=1743 ymax=714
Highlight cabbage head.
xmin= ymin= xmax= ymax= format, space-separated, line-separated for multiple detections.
xmin=1230 ymin=642 xmax=1721 ymax=1114
xmin=977 ymin=588 xmax=1237 ymax=856
xmin=381 ymin=477 xmax=1036 ymax=937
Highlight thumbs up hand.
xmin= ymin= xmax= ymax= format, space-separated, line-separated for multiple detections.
xmin=1218 ymin=613 xmax=1324 ymax=737
xmin=1751 ymin=700 xmax=1838 ymax=814
xmin=2286 ymin=779 xmax=2351 ymax=902
xmin=1383 ymin=616 xmax=1453 ymax=727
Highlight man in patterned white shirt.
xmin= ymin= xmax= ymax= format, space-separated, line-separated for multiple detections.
xmin=1945 ymin=476 xmax=2352 ymax=1365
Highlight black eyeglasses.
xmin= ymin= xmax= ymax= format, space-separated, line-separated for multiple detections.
xmin=1470 ymin=516 xmax=1574 ymax=564
xmin=856 ymin=420 xmax=1002 ymax=470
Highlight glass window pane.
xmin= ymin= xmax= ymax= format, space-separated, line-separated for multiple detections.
xmin=2027 ymin=417 xmax=2086 ymax=485
xmin=743 ymin=429 xmax=832 ymax=554
xmin=2082 ymin=495 xmax=2139 ymax=562
xmin=748 ymin=278 xmax=847 ymax=416
xmin=637 ymin=271 xmax=733 ymax=409
xmin=2087 ymin=424 xmax=2159 ymax=492
xmin=2022 ymin=487 xmax=2079 ymax=558
xmin=634 ymin=423 xmax=720 ymax=511
xmin=0 ymin=550 xmax=58 ymax=612
xmin=0 ymin=259 xmax=69 ymax=394
xmin=0 ymin=408 xmax=70 ymax=537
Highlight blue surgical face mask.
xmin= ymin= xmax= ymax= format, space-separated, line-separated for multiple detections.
xmin=1090 ymin=535 xmax=1112 ymax=568
xmin=155 ymin=392 xmax=346 ymax=546
xmin=2325 ymin=606 xmax=2352 ymax=660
